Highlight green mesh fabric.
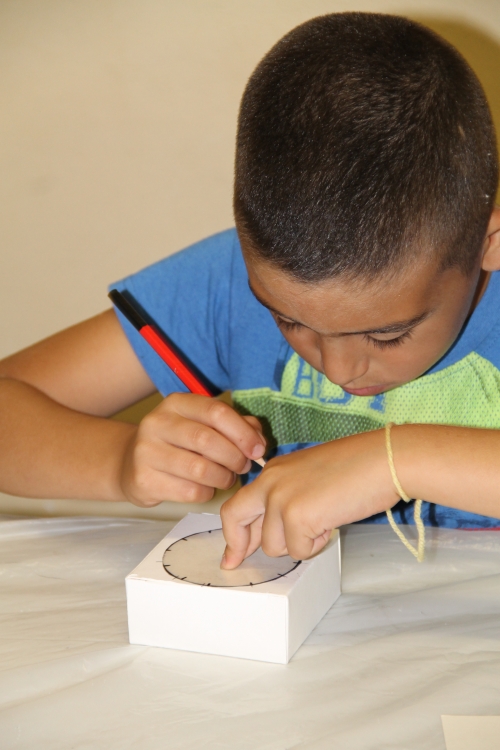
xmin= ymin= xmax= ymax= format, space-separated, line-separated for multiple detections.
xmin=232 ymin=351 xmax=500 ymax=448
xmin=234 ymin=390 xmax=381 ymax=448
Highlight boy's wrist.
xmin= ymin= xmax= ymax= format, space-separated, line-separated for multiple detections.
xmin=341 ymin=427 xmax=402 ymax=517
xmin=389 ymin=423 xmax=435 ymax=502
xmin=101 ymin=421 xmax=138 ymax=503
xmin=372 ymin=427 xmax=403 ymax=513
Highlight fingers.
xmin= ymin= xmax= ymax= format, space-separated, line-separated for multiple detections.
xmin=220 ymin=484 xmax=265 ymax=569
xmin=123 ymin=393 xmax=267 ymax=509
xmin=310 ymin=530 xmax=333 ymax=556
xmin=219 ymin=455 xmax=334 ymax=568
xmin=167 ymin=417 xmax=252 ymax=474
xmin=242 ymin=415 xmax=265 ymax=443
xmin=276 ymin=500 xmax=333 ymax=560
xmin=242 ymin=415 xmax=267 ymax=467
xmin=124 ymin=436 xmax=236 ymax=505
xmin=246 ymin=515 xmax=265 ymax=558
xmin=142 ymin=440 xmax=237 ymax=490
xmin=221 ymin=489 xmax=329 ymax=566
xmin=123 ymin=461 xmax=216 ymax=507
xmin=283 ymin=523 xmax=332 ymax=560
xmin=261 ymin=504 xmax=288 ymax=557
xmin=167 ymin=394 xmax=266 ymax=463
xmin=224 ymin=514 xmax=265 ymax=564
xmin=258 ymin=499 xmax=326 ymax=561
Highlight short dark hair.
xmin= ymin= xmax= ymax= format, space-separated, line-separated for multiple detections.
xmin=234 ymin=13 xmax=498 ymax=281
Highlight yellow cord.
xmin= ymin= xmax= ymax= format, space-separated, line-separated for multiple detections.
xmin=385 ymin=422 xmax=425 ymax=562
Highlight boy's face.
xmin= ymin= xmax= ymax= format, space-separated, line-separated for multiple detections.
xmin=241 ymin=212 xmax=500 ymax=396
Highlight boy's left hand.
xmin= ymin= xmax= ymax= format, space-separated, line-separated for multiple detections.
xmin=220 ymin=429 xmax=400 ymax=568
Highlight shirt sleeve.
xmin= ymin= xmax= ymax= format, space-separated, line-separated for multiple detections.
xmin=109 ymin=229 xmax=237 ymax=396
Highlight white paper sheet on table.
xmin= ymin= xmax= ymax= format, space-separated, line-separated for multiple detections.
xmin=442 ymin=716 xmax=500 ymax=750
xmin=1 ymin=516 xmax=500 ymax=750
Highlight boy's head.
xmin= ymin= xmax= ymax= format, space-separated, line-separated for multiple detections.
xmin=234 ymin=13 xmax=500 ymax=395
xmin=235 ymin=12 xmax=497 ymax=281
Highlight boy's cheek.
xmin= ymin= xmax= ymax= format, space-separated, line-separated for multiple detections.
xmin=383 ymin=333 xmax=456 ymax=385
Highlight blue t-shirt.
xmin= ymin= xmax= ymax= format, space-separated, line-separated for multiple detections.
xmin=112 ymin=228 xmax=500 ymax=529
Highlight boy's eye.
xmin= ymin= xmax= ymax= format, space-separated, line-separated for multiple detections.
xmin=364 ymin=330 xmax=413 ymax=349
xmin=275 ymin=316 xmax=302 ymax=332
xmin=274 ymin=314 xmax=414 ymax=348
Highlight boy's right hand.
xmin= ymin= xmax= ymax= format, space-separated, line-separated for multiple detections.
xmin=119 ymin=393 xmax=266 ymax=507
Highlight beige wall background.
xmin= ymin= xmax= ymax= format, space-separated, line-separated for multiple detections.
xmin=1 ymin=0 xmax=500 ymax=519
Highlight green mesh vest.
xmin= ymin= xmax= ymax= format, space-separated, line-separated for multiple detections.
xmin=233 ymin=350 xmax=500 ymax=449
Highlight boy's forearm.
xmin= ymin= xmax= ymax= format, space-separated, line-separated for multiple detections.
xmin=0 ymin=378 xmax=135 ymax=502
xmin=394 ymin=423 xmax=500 ymax=519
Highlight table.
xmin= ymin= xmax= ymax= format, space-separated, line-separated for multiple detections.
xmin=1 ymin=516 xmax=499 ymax=749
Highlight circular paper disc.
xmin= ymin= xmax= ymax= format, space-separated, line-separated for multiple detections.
xmin=162 ymin=528 xmax=301 ymax=587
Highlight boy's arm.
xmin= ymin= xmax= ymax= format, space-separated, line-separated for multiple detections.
xmin=0 ymin=310 xmax=155 ymax=501
xmin=220 ymin=424 xmax=500 ymax=567
xmin=0 ymin=310 xmax=265 ymax=503
xmin=0 ymin=310 xmax=157 ymax=417
xmin=394 ymin=423 xmax=500 ymax=520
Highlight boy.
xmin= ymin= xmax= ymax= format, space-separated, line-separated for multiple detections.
xmin=1 ymin=14 xmax=500 ymax=569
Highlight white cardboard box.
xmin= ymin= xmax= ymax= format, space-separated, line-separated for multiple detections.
xmin=126 ymin=513 xmax=341 ymax=664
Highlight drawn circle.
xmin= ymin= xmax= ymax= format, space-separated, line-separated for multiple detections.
xmin=162 ymin=528 xmax=301 ymax=587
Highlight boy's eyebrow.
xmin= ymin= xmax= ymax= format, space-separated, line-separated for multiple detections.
xmin=247 ymin=281 xmax=432 ymax=336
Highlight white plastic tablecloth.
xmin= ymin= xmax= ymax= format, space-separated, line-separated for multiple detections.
xmin=1 ymin=516 xmax=500 ymax=749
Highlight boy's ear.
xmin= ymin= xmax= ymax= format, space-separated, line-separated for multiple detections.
xmin=481 ymin=206 xmax=500 ymax=271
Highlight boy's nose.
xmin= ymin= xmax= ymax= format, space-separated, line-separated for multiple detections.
xmin=319 ymin=338 xmax=369 ymax=389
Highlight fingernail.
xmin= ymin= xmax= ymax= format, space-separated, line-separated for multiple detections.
xmin=251 ymin=443 xmax=265 ymax=459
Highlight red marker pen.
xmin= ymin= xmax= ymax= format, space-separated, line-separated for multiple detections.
xmin=108 ymin=288 xmax=266 ymax=468
xmin=108 ymin=289 xmax=212 ymax=396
